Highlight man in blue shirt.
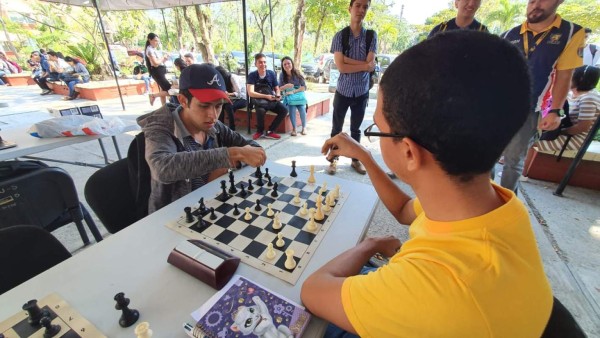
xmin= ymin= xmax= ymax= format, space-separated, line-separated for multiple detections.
xmin=428 ymin=0 xmax=488 ymax=38
xmin=246 ymin=53 xmax=288 ymax=140
xmin=328 ymin=0 xmax=377 ymax=175
xmin=30 ymin=51 xmax=52 ymax=95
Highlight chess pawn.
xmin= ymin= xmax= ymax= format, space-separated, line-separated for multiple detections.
xmin=135 ymin=322 xmax=153 ymax=338
xmin=307 ymin=211 xmax=317 ymax=232
xmin=323 ymin=194 xmax=332 ymax=212
xmin=300 ymin=202 xmax=308 ymax=216
xmin=315 ymin=202 xmax=324 ymax=221
xmin=276 ymin=232 xmax=285 ymax=247
xmin=40 ymin=316 xmax=61 ymax=337
xmin=267 ymin=203 xmax=275 ymax=217
xmin=272 ymin=212 xmax=282 ymax=230
xmin=265 ymin=243 xmax=276 ymax=260
xmin=333 ymin=184 xmax=340 ymax=199
xmin=293 ymin=192 xmax=301 ymax=204
xmin=316 ymin=194 xmax=323 ymax=206
xmin=244 ymin=207 xmax=252 ymax=221
xmin=328 ymin=192 xmax=336 ymax=207
xmin=307 ymin=165 xmax=316 ymax=184
xmin=284 ymin=249 xmax=296 ymax=269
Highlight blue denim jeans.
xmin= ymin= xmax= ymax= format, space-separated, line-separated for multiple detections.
xmin=141 ymin=74 xmax=151 ymax=93
xmin=288 ymin=104 xmax=307 ymax=129
xmin=324 ymin=266 xmax=378 ymax=338
xmin=500 ymin=111 xmax=539 ymax=192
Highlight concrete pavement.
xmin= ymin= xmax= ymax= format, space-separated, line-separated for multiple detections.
xmin=1 ymin=83 xmax=598 ymax=335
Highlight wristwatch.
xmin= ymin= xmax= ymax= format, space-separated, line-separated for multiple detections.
xmin=548 ymin=108 xmax=565 ymax=117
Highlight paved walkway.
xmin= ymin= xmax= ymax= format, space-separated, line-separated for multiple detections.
xmin=1 ymin=84 xmax=598 ymax=335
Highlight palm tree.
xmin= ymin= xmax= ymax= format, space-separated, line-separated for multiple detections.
xmin=484 ymin=0 xmax=525 ymax=34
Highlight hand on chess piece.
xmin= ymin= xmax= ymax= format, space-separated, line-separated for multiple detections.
xmin=228 ymin=145 xmax=267 ymax=168
xmin=321 ymin=132 xmax=370 ymax=165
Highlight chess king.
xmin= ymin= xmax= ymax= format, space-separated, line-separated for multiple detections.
xmin=138 ymin=64 xmax=267 ymax=214
xmin=302 ymin=31 xmax=555 ymax=336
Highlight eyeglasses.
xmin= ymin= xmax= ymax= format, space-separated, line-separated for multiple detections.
xmin=363 ymin=123 xmax=406 ymax=143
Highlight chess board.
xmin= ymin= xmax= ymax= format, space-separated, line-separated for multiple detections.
xmin=0 ymin=293 xmax=105 ymax=338
xmin=167 ymin=170 xmax=348 ymax=285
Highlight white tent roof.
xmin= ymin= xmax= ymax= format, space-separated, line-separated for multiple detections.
xmin=40 ymin=0 xmax=233 ymax=11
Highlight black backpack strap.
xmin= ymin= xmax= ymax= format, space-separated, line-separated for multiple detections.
xmin=366 ymin=29 xmax=374 ymax=55
xmin=341 ymin=26 xmax=351 ymax=56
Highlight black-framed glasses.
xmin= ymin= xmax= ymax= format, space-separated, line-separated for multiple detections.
xmin=363 ymin=123 xmax=406 ymax=143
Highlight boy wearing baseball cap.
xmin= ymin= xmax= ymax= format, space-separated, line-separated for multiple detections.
xmin=139 ymin=64 xmax=267 ymax=213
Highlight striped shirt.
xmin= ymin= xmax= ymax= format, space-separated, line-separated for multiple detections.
xmin=569 ymin=89 xmax=600 ymax=125
xmin=330 ymin=27 xmax=377 ymax=97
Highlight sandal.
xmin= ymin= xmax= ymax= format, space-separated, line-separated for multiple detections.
xmin=300 ymin=128 xmax=306 ymax=135
xmin=291 ymin=131 xmax=297 ymax=136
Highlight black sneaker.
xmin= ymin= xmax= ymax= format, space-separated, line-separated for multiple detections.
xmin=40 ymin=90 xmax=51 ymax=95
xmin=71 ymin=91 xmax=80 ymax=100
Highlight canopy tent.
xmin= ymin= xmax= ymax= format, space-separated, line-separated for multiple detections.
xmin=38 ymin=0 xmax=260 ymax=114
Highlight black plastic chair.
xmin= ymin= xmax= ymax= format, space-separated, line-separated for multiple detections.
xmin=541 ymin=296 xmax=586 ymax=338
xmin=0 ymin=225 xmax=72 ymax=294
xmin=0 ymin=166 xmax=102 ymax=245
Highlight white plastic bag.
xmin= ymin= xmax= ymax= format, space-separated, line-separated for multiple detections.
xmin=28 ymin=115 xmax=136 ymax=138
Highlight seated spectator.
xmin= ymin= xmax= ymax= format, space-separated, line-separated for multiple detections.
xmin=46 ymin=51 xmax=71 ymax=82
xmin=149 ymin=58 xmax=187 ymax=106
xmin=138 ymin=64 xmax=267 ymax=213
xmin=302 ymin=31 xmax=553 ymax=337
xmin=279 ymin=56 xmax=308 ymax=136
xmin=246 ymin=53 xmax=288 ymax=140
xmin=0 ymin=51 xmax=22 ymax=75
xmin=30 ymin=51 xmax=52 ymax=95
xmin=0 ymin=58 xmax=10 ymax=86
xmin=133 ymin=53 xmax=151 ymax=95
xmin=216 ymin=66 xmax=247 ymax=131
xmin=62 ymin=56 xmax=90 ymax=100
xmin=27 ymin=52 xmax=41 ymax=78
xmin=537 ymin=65 xmax=600 ymax=151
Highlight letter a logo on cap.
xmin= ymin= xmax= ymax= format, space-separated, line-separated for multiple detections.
xmin=207 ymin=74 xmax=221 ymax=87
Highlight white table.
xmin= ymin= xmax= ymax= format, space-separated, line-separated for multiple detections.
xmin=0 ymin=162 xmax=379 ymax=337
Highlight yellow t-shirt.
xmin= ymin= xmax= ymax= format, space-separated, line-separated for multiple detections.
xmin=341 ymin=184 xmax=552 ymax=337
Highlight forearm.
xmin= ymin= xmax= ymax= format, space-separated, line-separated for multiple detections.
xmin=338 ymin=63 xmax=368 ymax=74
xmin=550 ymin=69 xmax=574 ymax=110
xmin=343 ymin=56 xmax=368 ymax=65
xmin=564 ymin=121 xmax=592 ymax=135
xmin=312 ymin=239 xmax=379 ymax=278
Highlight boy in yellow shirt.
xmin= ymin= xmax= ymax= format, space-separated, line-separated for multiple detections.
xmin=301 ymin=31 xmax=554 ymax=337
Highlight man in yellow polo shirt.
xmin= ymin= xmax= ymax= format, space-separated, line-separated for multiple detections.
xmin=301 ymin=31 xmax=554 ymax=337
xmin=500 ymin=0 xmax=585 ymax=192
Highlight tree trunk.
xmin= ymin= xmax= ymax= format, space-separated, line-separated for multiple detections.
xmin=293 ymin=0 xmax=306 ymax=67
xmin=313 ymin=14 xmax=325 ymax=55
xmin=182 ymin=6 xmax=201 ymax=54
xmin=174 ymin=8 xmax=184 ymax=52
xmin=194 ymin=5 xmax=216 ymax=64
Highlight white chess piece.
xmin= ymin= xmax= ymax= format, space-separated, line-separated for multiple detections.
xmin=267 ymin=203 xmax=274 ymax=217
xmin=300 ymin=202 xmax=308 ymax=215
xmin=323 ymin=194 xmax=332 ymax=212
xmin=276 ymin=232 xmax=285 ymax=247
xmin=265 ymin=243 xmax=276 ymax=260
xmin=319 ymin=182 xmax=327 ymax=195
xmin=272 ymin=212 xmax=282 ymax=230
xmin=328 ymin=192 xmax=336 ymax=207
xmin=307 ymin=211 xmax=317 ymax=231
xmin=307 ymin=165 xmax=316 ymax=184
xmin=293 ymin=191 xmax=301 ymax=204
xmin=333 ymin=184 xmax=340 ymax=199
xmin=316 ymin=194 xmax=322 ymax=206
xmin=244 ymin=207 xmax=252 ymax=221
xmin=284 ymin=249 xmax=296 ymax=269
xmin=135 ymin=322 xmax=153 ymax=338
xmin=315 ymin=201 xmax=324 ymax=221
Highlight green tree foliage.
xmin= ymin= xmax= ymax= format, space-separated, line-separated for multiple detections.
xmin=480 ymin=0 xmax=525 ymax=34
xmin=66 ymin=42 xmax=102 ymax=75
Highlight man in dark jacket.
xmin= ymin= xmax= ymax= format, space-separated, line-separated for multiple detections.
xmin=139 ymin=64 xmax=267 ymax=213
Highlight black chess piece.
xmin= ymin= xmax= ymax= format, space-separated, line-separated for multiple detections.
xmin=198 ymin=197 xmax=206 ymax=213
xmin=267 ymin=175 xmax=273 ymax=187
xmin=184 ymin=206 xmax=194 ymax=223
xmin=228 ymin=179 xmax=238 ymax=194
xmin=247 ymin=179 xmax=254 ymax=191
xmin=40 ymin=316 xmax=61 ymax=338
xmin=255 ymin=166 xmax=262 ymax=177
xmin=23 ymin=299 xmax=45 ymax=325
xmin=229 ymin=170 xmax=234 ymax=182
xmin=264 ymin=168 xmax=271 ymax=179
xmin=255 ymin=199 xmax=262 ymax=211
xmin=271 ymin=182 xmax=279 ymax=197
xmin=290 ymin=160 xmax=298 ymax=177
xmin=233 ymin=203 xmax=240 ymax=216
xmin=209 ymin=207 xmax=217 ymax=220
xmin=114 ymin=292 xmax=139 ymax=328
xmin=239 ymin=183 xmax=247 ymax=197
xmin=256 ymin=174 xmax=264 ymax=187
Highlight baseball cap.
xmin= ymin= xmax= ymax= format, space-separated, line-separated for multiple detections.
xmin=179 ymin=64 xmax=231 ymax=103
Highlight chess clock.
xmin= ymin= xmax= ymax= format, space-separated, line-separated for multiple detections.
xmin=167 ymin=239 xmax=240 ymax=290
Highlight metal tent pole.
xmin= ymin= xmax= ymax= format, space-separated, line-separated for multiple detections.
xmin=92 ymin=0 xmax=126 ymax=111
xmin=242 ymin=0 xmax=251 ymax=134
xmin=267 ymin=0 xmax=275 ymax=70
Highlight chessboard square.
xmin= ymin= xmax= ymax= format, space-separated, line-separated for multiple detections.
xmin=237 ymin=199 xmax=255 ymax=211
xmin=215 ymin=214 xmax=237 ymax=228
xmin=214 ymin=229 xmax=238 ymax=244
xmin=227 ymin=220 xmax=251 ymax=233
xmin=254 ymin=186 xmax=270 ymax=195
xmin=275 ymin=254 xmax=299 ymax=271
xmin=282 ymin=204 xmax=301 ymax=215
xmin=243 ymin=241 xmax=268 ymax=257
xmin=190 ymin=220 xmax=211 ymax=233
xmin=306 ymin=199 xmax=317 ymax=210
xmin=281 ymin=226 xmax=301 ymax=239
xmin=271 ymin=200 xmax=288 ymax=211
xmin=298 ymin=190 xmax=313 ymax=199
xmin=294 ymin=231 xmax=317 ymax=245
xmin=287 ymin=215 xmax=307 ymax=229
xmin=255 ymin=230 xmax=277 ymax=243
xmin=277 ymin=211 xmax=294 ymax=224
xmin=205 ymin=198 xmax=222 ymax=209
xmin=227 ymin=196 xmax=245 ymax=205
xmin=291 ymin=181 xmax=306 ymax=189
xmin=228 ymin=236 xmax=253 ymax=251
xmin=288 ymin=241 xmax=309 ymax=255
xmin=215 ymin=203 xmax=234 ymax=215
xmin=215 ymin=193 xmax=232 ymax=203
xmin=260 ymin=195 xmax=276 ymax=205
xmin=12 ymin=317 xmax=42 ymax=337
xmin=61 ymin=330 xmax=81 ymax=338
xmin=271 ymin=237 xmax=291 ymax=251
xmin=241 ymin=225 xmax=263 ymax=239
xmin=251 ymin=215 xmax=272 ymax=228
xmin=276 ymin=193 xmax=294 ymax=203
xmin=202 ymin=224 xmax=226 ymax=238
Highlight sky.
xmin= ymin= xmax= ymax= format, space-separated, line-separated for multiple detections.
xmin=391 ymin=0 xmax=453 ymax=24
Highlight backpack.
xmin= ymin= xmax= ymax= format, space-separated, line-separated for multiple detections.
xmin=0 ymin=160 xmax=48 ymax=180
xmin=341 ymin=26 xmax=376 ymax=89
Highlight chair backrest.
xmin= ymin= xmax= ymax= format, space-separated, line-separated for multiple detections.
xmin=541 ymin=296 xmax=587 ymax=338
xmin=0 ymin=166 xmax=83 ymax=231
xmin=0 ymin=225 xmax=71 ymax=294
xmin=84 ymin=158 xmax=139 ymax=234
xmin=127 ymin=132 xmax=151 ymax=220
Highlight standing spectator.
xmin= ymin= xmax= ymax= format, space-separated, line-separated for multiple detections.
xmin=500 ymin=0 xmax=585 ymax=192
xmin=62 ymin=56 xmax=90 ymax=100
xmin=279 ymin=56 xmax=308 ymax=136
xmin=183 ymin=52 xmax=196 ymax=66
xmin=133 ymin=53 xmax=151 ymax=95
xmin=149 ymin=57 xmax=187 ymax=106
xmin=30 ymin=51 xmax=52 ymax=95
xmin=429 ymin=0 xmax=488 ymax=38
xmin=246 ymin=53 xmax=288 ymax=140
xmin=328 ymin=0 xmax=377 ymax=175
xmin=145 ymin=33 xmax=171 ymax=106
xmin=583 ymin=28 xmax=600 ymax=66
xmin=216 ymin=66 xmax=247 ymax=131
